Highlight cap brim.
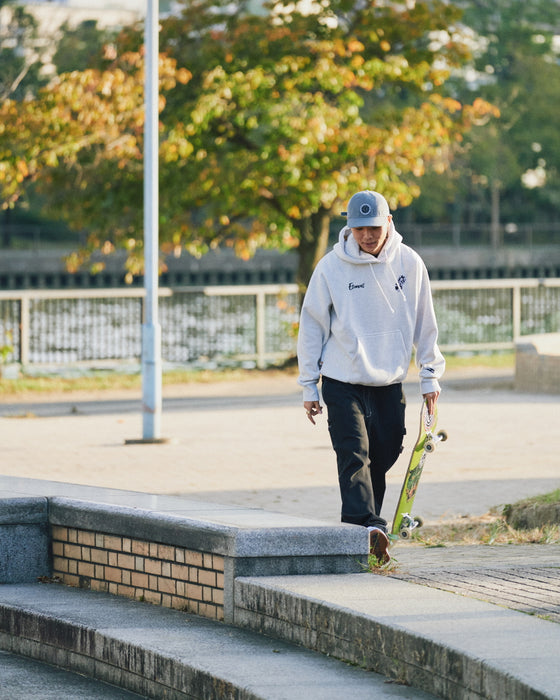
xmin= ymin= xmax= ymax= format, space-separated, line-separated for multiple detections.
xmin=347 ymin=216 xmax=387 ymax=227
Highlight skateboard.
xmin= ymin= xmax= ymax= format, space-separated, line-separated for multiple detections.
xmin=390 ymin=401 xmax=448 ymax=541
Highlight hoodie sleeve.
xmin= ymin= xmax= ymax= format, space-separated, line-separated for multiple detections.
xmin=413 ymin=263 xmax=445 ymax=395
xmin=297 ymin=263 xmax=332 ymax=402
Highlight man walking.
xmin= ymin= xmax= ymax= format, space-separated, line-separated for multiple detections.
xmin=297 ymin=190 xmax=444 ymax=563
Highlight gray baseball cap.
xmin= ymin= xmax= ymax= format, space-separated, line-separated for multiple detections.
xmin=341 ymin=190 xmax=390 ymax=227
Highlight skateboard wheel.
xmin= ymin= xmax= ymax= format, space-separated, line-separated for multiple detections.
xmin=437 ymin=430 xmax=448 ymax=442
xmin=399 ymin=528 xmax=411 ymax=539
xmin=413 ymin=516 xmax=424 ymax=529
xmin=424 ymin=441 xmax=435 ymax=453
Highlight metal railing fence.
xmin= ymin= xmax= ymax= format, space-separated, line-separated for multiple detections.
xmin=0 ymin=280 xmax=558 ymax=370
xmin=0 ymin=285 xmax=300 ymax=370
xmin=431 ymin=279 xmax=560 ymax=352
xmin=406 ymin=222 xmax=560 ymax=248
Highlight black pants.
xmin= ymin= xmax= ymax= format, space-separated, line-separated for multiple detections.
xmin=321 ymin=376 xmax=406 ymax=531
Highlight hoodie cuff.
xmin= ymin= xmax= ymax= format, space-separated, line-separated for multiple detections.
xmin=301 ymin=383 xmax=320 ymax=403
xmin=420 ymin=377 xmax=441 ymax=396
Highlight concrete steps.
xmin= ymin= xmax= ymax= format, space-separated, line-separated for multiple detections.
xmin=0 ymin=648 xmax=142 ymax=699
xmin=234 ymin=573 xmax=560 ymax=700
xmin=1 ymin=488 xmax=559 ymax=699
xmin=0 ymin=583 xmax=435 ymax=700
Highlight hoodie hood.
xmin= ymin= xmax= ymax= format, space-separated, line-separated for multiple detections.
xmin=333 ymin=221 xmax=402 ymax=265
xmin=333 ymin=221 xmax=406 ymax=312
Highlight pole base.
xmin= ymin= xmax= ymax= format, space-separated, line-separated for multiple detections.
xmin=124 ymin=437 xmax=170 ymax=445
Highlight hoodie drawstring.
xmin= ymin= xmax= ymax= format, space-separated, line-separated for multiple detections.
xmin=369 ymin=265 xmax=395 ymax=314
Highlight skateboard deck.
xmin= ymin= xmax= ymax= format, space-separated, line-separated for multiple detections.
xmin=390 ymin=401 xmax=447 ymax=541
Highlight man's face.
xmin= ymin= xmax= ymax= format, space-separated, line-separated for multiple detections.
xmin=351 ymin=217 xmax=391 ymax=256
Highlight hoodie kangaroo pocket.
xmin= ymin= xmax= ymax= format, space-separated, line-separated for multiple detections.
xmin=351 ymin=330 xmax=409 ymax=382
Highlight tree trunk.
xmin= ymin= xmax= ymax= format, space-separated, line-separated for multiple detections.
xmin=296 ymin=208 xmax=332 ymax=294
xmin=1 ymin=208 xmax=12 ymax=248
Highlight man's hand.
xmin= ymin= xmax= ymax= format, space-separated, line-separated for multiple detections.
xmin=303 ymin=400 xmax=323 ymax=425
xmin=423 ymin=391 xmax=440 ymax=415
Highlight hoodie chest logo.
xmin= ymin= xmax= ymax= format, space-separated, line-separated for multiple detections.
xmin=395 ymin=275 xmax=406 ymax=291
xmin=348 ymin=282 xmax=365 ymax=290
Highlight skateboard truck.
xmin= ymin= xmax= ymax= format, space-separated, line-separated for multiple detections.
xmin=398 ymin=512 xmax=424 ymax=539
xmin=424 ymin=427 xmax=448 ymax=453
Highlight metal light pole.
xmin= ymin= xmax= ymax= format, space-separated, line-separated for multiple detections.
xmin=141 ymin=0 xmax=163 ymax=441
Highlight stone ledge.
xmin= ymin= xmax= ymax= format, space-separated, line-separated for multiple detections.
xmin=1 ymin=496 xmax=368 ymax=622
xmin=49 ymin=497 xmax=366 ymax=559
xmin=0 ymin=497 xmax=48 ymax=525
xmin=515 ymin=333 xmax=560 ymax=394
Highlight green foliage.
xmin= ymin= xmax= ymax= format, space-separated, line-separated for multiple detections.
xmin=0 ymin=0 xmax=497 ymax=286
xmin=504 ymin=489 xmax=560 ymax=510
xmin=154 ymin=0 xmax=494 ymax=286
xmin=52 ymin=20 xmax=118 ymax=75
xmin=0 ymin=329 xmax=13 ymax=364
xmin=408 ymin=0 xmax=560 ymax=229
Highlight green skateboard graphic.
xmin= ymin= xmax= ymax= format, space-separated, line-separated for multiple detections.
xmin=390 ymin=401 xmax=448 ymax=541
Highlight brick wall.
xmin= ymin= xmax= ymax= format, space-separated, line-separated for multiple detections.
xmin=51 ymin=525 xmax=225 ymax=621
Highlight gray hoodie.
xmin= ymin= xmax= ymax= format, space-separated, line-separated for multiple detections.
xmin=297 ymin=223 xmax=445 ymax=402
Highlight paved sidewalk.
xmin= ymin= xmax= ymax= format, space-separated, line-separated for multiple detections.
xmin=1 ymin=366 xmax=558 ymax=526
xmin=394 ymin=542 xmax=560 ymax=624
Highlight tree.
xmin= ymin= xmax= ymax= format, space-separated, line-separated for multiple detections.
xmin=0 ymin=50 xmax=190 ymax=275
xmin=406 ymin=0 xmax=560 ymax=240
xmin=52 ymin=19 xmax=118 ymax=75
xmin=1 ymin=0 xmax=497 ymax=288
xmin=153 ymin=0 xmax=497 ymax=287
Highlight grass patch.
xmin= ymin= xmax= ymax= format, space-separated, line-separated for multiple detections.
xmin=411 ymin=511 xmax=560 ymax=547
xmin=0 ymin=352 xmax=510 ymax=398
xmin=443 ymin=350 xmax=514 ymax=371
xmin=504 ymin=489 xmax=560 ymax=508
xmin=411 ymin=490 xmax=560 ymax=547
xmin=0 ymin=373 xmax=142 ymax=396
xmin=367 ymin=555 xmax=400 ymax=574
xmin=0 ymin=366 xmax=298 ymax=397
xmin=502 ymin=489 xmax=560 ymax=529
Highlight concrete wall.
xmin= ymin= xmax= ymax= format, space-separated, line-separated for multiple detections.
xmin=2 ymin=245 xmax=560 ymax=289
xmin=515 ymin=333 xmax=560 ymax=394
